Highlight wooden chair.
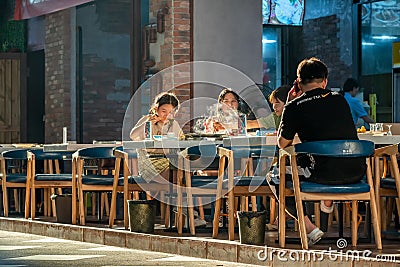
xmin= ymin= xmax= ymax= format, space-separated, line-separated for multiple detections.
xmin=176 ymin=144 xmax=221 ymax=235
xmin=212 ymin=145 xmax=277 ymax=241
xmin=373 ymin=143 xmax=400 ymax=231
xmin=27 ymin=150 xmax=74 ymax=220
xmin=279 ymin=140 xmax=382 ymax=250
xmin=110 ymin=148 xmax=170 ymax=229
xmin=1 ymin=149 xmax=32 ymax=218
xmin=73 ymin=146 xmax=120 ymax=225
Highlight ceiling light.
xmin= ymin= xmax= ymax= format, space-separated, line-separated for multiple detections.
xmin=262 ymin=39 xmax=277 ymax=44
xmin=372 ymin=35 xmax=397 ymax=40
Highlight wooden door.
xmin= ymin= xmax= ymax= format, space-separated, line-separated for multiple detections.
xmin=0 ymin=53 xmax=26 ymax=144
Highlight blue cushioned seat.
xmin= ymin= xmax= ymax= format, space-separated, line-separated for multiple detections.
xmin=231 ymin=176 xmax=268 ymax=187
xmin=4 ymin=173 xmax=27 ymax=183
xmin=190 ymin=175 xmax=218 ymax=188
xmin=81 ymin=174 xmax=115 ymax=185
xmin=300 ymin=181 xmax=370 ymax=193
xmin=380 ymin=177 xmax=396 ymax=190
xmin=35 ymin=174 xmax=72 ymax=181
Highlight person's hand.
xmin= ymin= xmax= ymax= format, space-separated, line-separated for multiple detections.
xmin=205 ymin=118 xmax=224 ymax=133
xmin=212 ymin=121 xmax=225 ymax=132
xmin=147 ymin=113 xmax=163 ymax=124
xmin=287 ymin=81 xmax=303 ymax=102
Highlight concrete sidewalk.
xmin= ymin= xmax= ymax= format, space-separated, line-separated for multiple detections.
xmin=0 ymin=216 xmax=397 ymax=266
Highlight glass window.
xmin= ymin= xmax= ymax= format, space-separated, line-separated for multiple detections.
xmin=76 ymin=0 xmax=131 ymax=142
xmin=262 ymin=27 xmax=281 ymax=90
xmin=361 ymin=1 xmax=400 ymax=75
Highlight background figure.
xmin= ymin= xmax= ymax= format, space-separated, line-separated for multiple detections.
xmin=342 ymin=78 xmax=374 ymax=129
xmin=247 ymin=85 xmax=291 ymax=130
xmin=277 ymin=57 xmax=366 ymax=246
xmin=130 ymin=92 xmax=182 ymax=183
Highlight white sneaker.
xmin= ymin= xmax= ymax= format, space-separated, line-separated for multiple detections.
xmin=172 ymin=207 xmax=199 ymax=218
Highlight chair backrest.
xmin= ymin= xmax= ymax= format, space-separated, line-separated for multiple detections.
xmin=2 ymin=148 xmax=34 ymax=160
xmin=185 ymin=144 xmax=219 ymax=171
xmin=294 ymin=140 xmax=374 ymax=157
xmin=186 ymin=144 xmax=218 ymax=157
xmin=119 ymin=147 xmax=138 ymax=158
xmin=77 ymin=146 xmax=121 ymax=159
xmin=227 ymin=145 xmax=276 ymax=159
xmin=30 ymin=149 xmax=74 ymax=160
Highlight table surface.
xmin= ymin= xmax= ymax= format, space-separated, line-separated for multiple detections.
xmin=123 ymin=139 xmax=223 ymax=150
xmin=124 ymin=134 xmax=394 ymax=150
xmin=43 ymin=143 xmax=118 ymax=152
xmin=357 ymin=133 xmax=400 ymax=144
xmin=1 ymin=133 xmax=398 ymax=154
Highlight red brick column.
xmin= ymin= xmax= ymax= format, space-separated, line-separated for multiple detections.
xmin=44 ymin=9 xmax=72 ymax=143
xmin=150 ymin=0 xmax=191 ymax=131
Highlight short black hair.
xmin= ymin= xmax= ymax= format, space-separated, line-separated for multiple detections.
xmin=297 ymin=57 xmax=328 ymax=84
xmin=343 ymin=78 xmax=359 ymax=92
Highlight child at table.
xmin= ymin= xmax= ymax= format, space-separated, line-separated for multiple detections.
xmin=130 ymin=92 xmax=183 ymax=183
xmin=247 ymin=85 xmax=291 ymax=131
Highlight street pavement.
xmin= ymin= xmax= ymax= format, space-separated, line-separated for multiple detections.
xmin=0 ymin=230 xmax=257 ymax=267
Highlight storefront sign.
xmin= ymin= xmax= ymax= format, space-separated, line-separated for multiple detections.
xmin=14 ymin=0 xmax=93 ymax=20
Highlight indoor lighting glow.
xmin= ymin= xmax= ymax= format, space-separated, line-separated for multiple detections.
xmin=362 ymin=42 xmax=375 ymax=46
xmin=372 ymin=35 xmax=398 ymax=40
xmin=262 ymin=39 xmax=277 ymax=44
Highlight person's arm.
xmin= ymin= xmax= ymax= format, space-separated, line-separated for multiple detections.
xmin=130 ymin=116 xmax=147 ymax=140
xmin=277 ymin=135 xmax=293 ymax=148
xmin=361 ymin=115 xmax=374 ymax=124
xmin=277 ymin=104 xmax=296 ymax=148
xmin=352 ymin=100 xmax=374 ymax=124
xmin=170 ymin=120 xmax=184 ymax=139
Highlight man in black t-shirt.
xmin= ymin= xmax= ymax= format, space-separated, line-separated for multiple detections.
xmin=277 ymin=57 xmax=366 ymax=246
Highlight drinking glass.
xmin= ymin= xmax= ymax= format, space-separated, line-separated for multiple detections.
xmin=386 ymin=124 xmax=392 ymax=136
xmin=376 ymin=123 xmax=383 ymax=132
xmin=369 ymin=123 xmax=376 ymax=132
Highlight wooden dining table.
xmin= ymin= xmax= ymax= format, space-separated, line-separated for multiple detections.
xmin=357 ymin=133 xmax=400 ymax=145
xmin=42 ymin=142 xmax=119 ymax=152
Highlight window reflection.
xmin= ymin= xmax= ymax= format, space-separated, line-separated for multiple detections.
xmin=361 ymin=1 xmax=400 ymax=75
xmin=262 ymin=27 xmax=281 ymax=89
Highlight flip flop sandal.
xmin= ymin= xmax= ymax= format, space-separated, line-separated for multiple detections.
xmin=307 ymin=228 xmax=324 ymax=246
xmin=266 ymin=223 xmax=278 ymax=231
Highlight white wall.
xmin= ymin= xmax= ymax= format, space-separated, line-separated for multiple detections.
xmin=193 ymin=0 xmax=263 ymax=116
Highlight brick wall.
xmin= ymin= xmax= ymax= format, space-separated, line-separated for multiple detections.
xmin=289 ymin=15 xmax=351 ymax=89
xmin=44 ymin=9 xmax=71 ymax=143
xmin=80 ymin=54 xmax=130 ymax=143
xmin=150 ymin=0 xmax=191 ymax=131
